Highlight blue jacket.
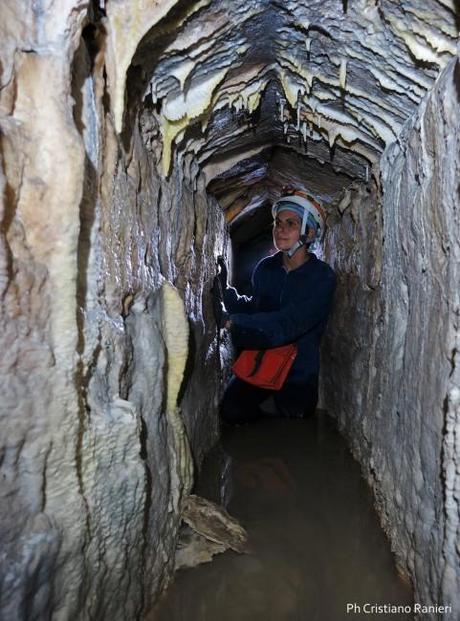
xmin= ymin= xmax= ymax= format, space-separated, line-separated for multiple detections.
xmin=223 ymin=251 xmax=336 ymax=384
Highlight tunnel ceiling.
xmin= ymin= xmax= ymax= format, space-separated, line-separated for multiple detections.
xmin=130 ymin=0 xmax=458 ymax=219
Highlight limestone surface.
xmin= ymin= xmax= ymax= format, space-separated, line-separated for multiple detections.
xmin=322 ymin=56 xmax=460 ymax=612
xmin=1 ymin=0 xmax=459 ymax=619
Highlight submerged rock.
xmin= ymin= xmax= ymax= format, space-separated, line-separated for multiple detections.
xmin=181 ymin=494 xmax=249 ymax=555
xmin=174 ymin=526 xmax=227 ymax=571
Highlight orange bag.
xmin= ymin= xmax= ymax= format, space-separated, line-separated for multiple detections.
xmin=232 ymin=344 xmax=298 ymax=391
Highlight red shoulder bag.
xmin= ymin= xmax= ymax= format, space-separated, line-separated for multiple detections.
xmin=232 ymin=343 xmax=298 ymax=391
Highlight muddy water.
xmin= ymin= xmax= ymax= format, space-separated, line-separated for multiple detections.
xmin=153 ymin=415 xmax=412 ymax=620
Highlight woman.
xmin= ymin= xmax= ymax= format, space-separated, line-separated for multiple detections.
xmin=217 ymin=189 xmax=336 ymax=424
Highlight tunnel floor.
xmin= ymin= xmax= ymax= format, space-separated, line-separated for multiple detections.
xmin=152 ymin=414 xmax=413 ymax=620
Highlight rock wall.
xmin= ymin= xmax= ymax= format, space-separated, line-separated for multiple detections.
xmin=0 ymin=3 xmax=224 ymax=619
xmin=322 ymin=56 xmax=460 ymax=614
xmin=1 ymin=0 xmax=459 ymax=618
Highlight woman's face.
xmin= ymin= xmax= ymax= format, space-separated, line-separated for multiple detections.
xmin=273 ymin=209 xmax=302 ymax=252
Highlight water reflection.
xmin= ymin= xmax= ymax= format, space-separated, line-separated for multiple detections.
xmin=152 ymin=415 xmax=412 ymax=620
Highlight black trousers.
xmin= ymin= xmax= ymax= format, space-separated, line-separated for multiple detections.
xmin=220 ymin=375 xmax=319 ymax=425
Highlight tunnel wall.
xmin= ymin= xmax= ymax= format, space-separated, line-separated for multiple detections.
xmin=322 ymin=56 xmax=460 ymax=612
xmin=0 ymin=5 xmax=224 ymax=619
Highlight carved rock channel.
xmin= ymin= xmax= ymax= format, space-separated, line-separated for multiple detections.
xmin=0 ymin=0 xmax=459 ymax=619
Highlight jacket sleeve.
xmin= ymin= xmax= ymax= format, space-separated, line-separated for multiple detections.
xmin=229 ymin=269 xmax=336 ymax=349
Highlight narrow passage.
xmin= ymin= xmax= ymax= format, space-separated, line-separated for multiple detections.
xmin=152 ymin=415 xmax=412 ymax=620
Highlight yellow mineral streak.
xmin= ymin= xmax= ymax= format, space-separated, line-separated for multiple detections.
xmin=279 ymin=70 xmax=301 ymax=109
xmin=386 ymin=13 xmax=456 ymax=65
xmin=348 ymin=47 xmax=420 ymax=103
xmin=226 ymin=78 xmax=267 ymax=115
xmin=399 ymin=6 xmax=459 ymax=42
xmin=160 ymin=68 xmax=231 ymax=176
xmin=402 ymin=36 xmax=446 ymax=65
xmin=339 ymin=59 xmax=347 ymax=91
xmin=365 ymin=65 xmax=407 ymax=95
xmin=277 ymin=59 xmax=401 ymax=143
xmin=352 ymin=39 xmax=433 ymax=90
xmin=436 ymin=0 xmax=457 ymax=9
xmin=247 ymin=90 xmax=262 ymax=113
xmin=161 ymin=282 xmax=194 ymax=500
xmin=322 ymin=101 xmax=395 ymax=146
xmin=224 ymin=64 xmax=272 ymax=102
xmin=278 ymin=54 xmax=314 ymax=98
xmin=161 ymin=283 xmax=188 ymax=413
xmin=13 ymin=54 xmax=84 ymax=367
xmin=160 ymin=46 xmax=258 ymax=175
xmin=160 ymin=44 xmax=254 ymax=172
xmin=107 ymin=0 xmax=212 ymax=134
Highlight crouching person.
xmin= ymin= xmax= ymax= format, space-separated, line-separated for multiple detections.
xmin=214 ymin=189 xmax=336 ymax=425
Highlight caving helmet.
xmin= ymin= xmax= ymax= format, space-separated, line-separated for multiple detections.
xmin=272 ymin=187 xmax=326 ymax=258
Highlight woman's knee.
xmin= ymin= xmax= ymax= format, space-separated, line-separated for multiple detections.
xmin=275 ymin=379 xmax=318 ymax=418
xmin=220 ymin=378 xmax=266 ymax=425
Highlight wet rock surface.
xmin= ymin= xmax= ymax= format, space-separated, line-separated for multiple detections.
xmin=322 ymin=56 xmax=460 ymax=613
xmin=1 ymin=3 xmax=225 ymax=617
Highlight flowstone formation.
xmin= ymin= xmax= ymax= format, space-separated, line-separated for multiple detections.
xmin=0 ymin=0 xmax=459 ymax=619
xmin=132 ymin=0 xmax=457 ymax=180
